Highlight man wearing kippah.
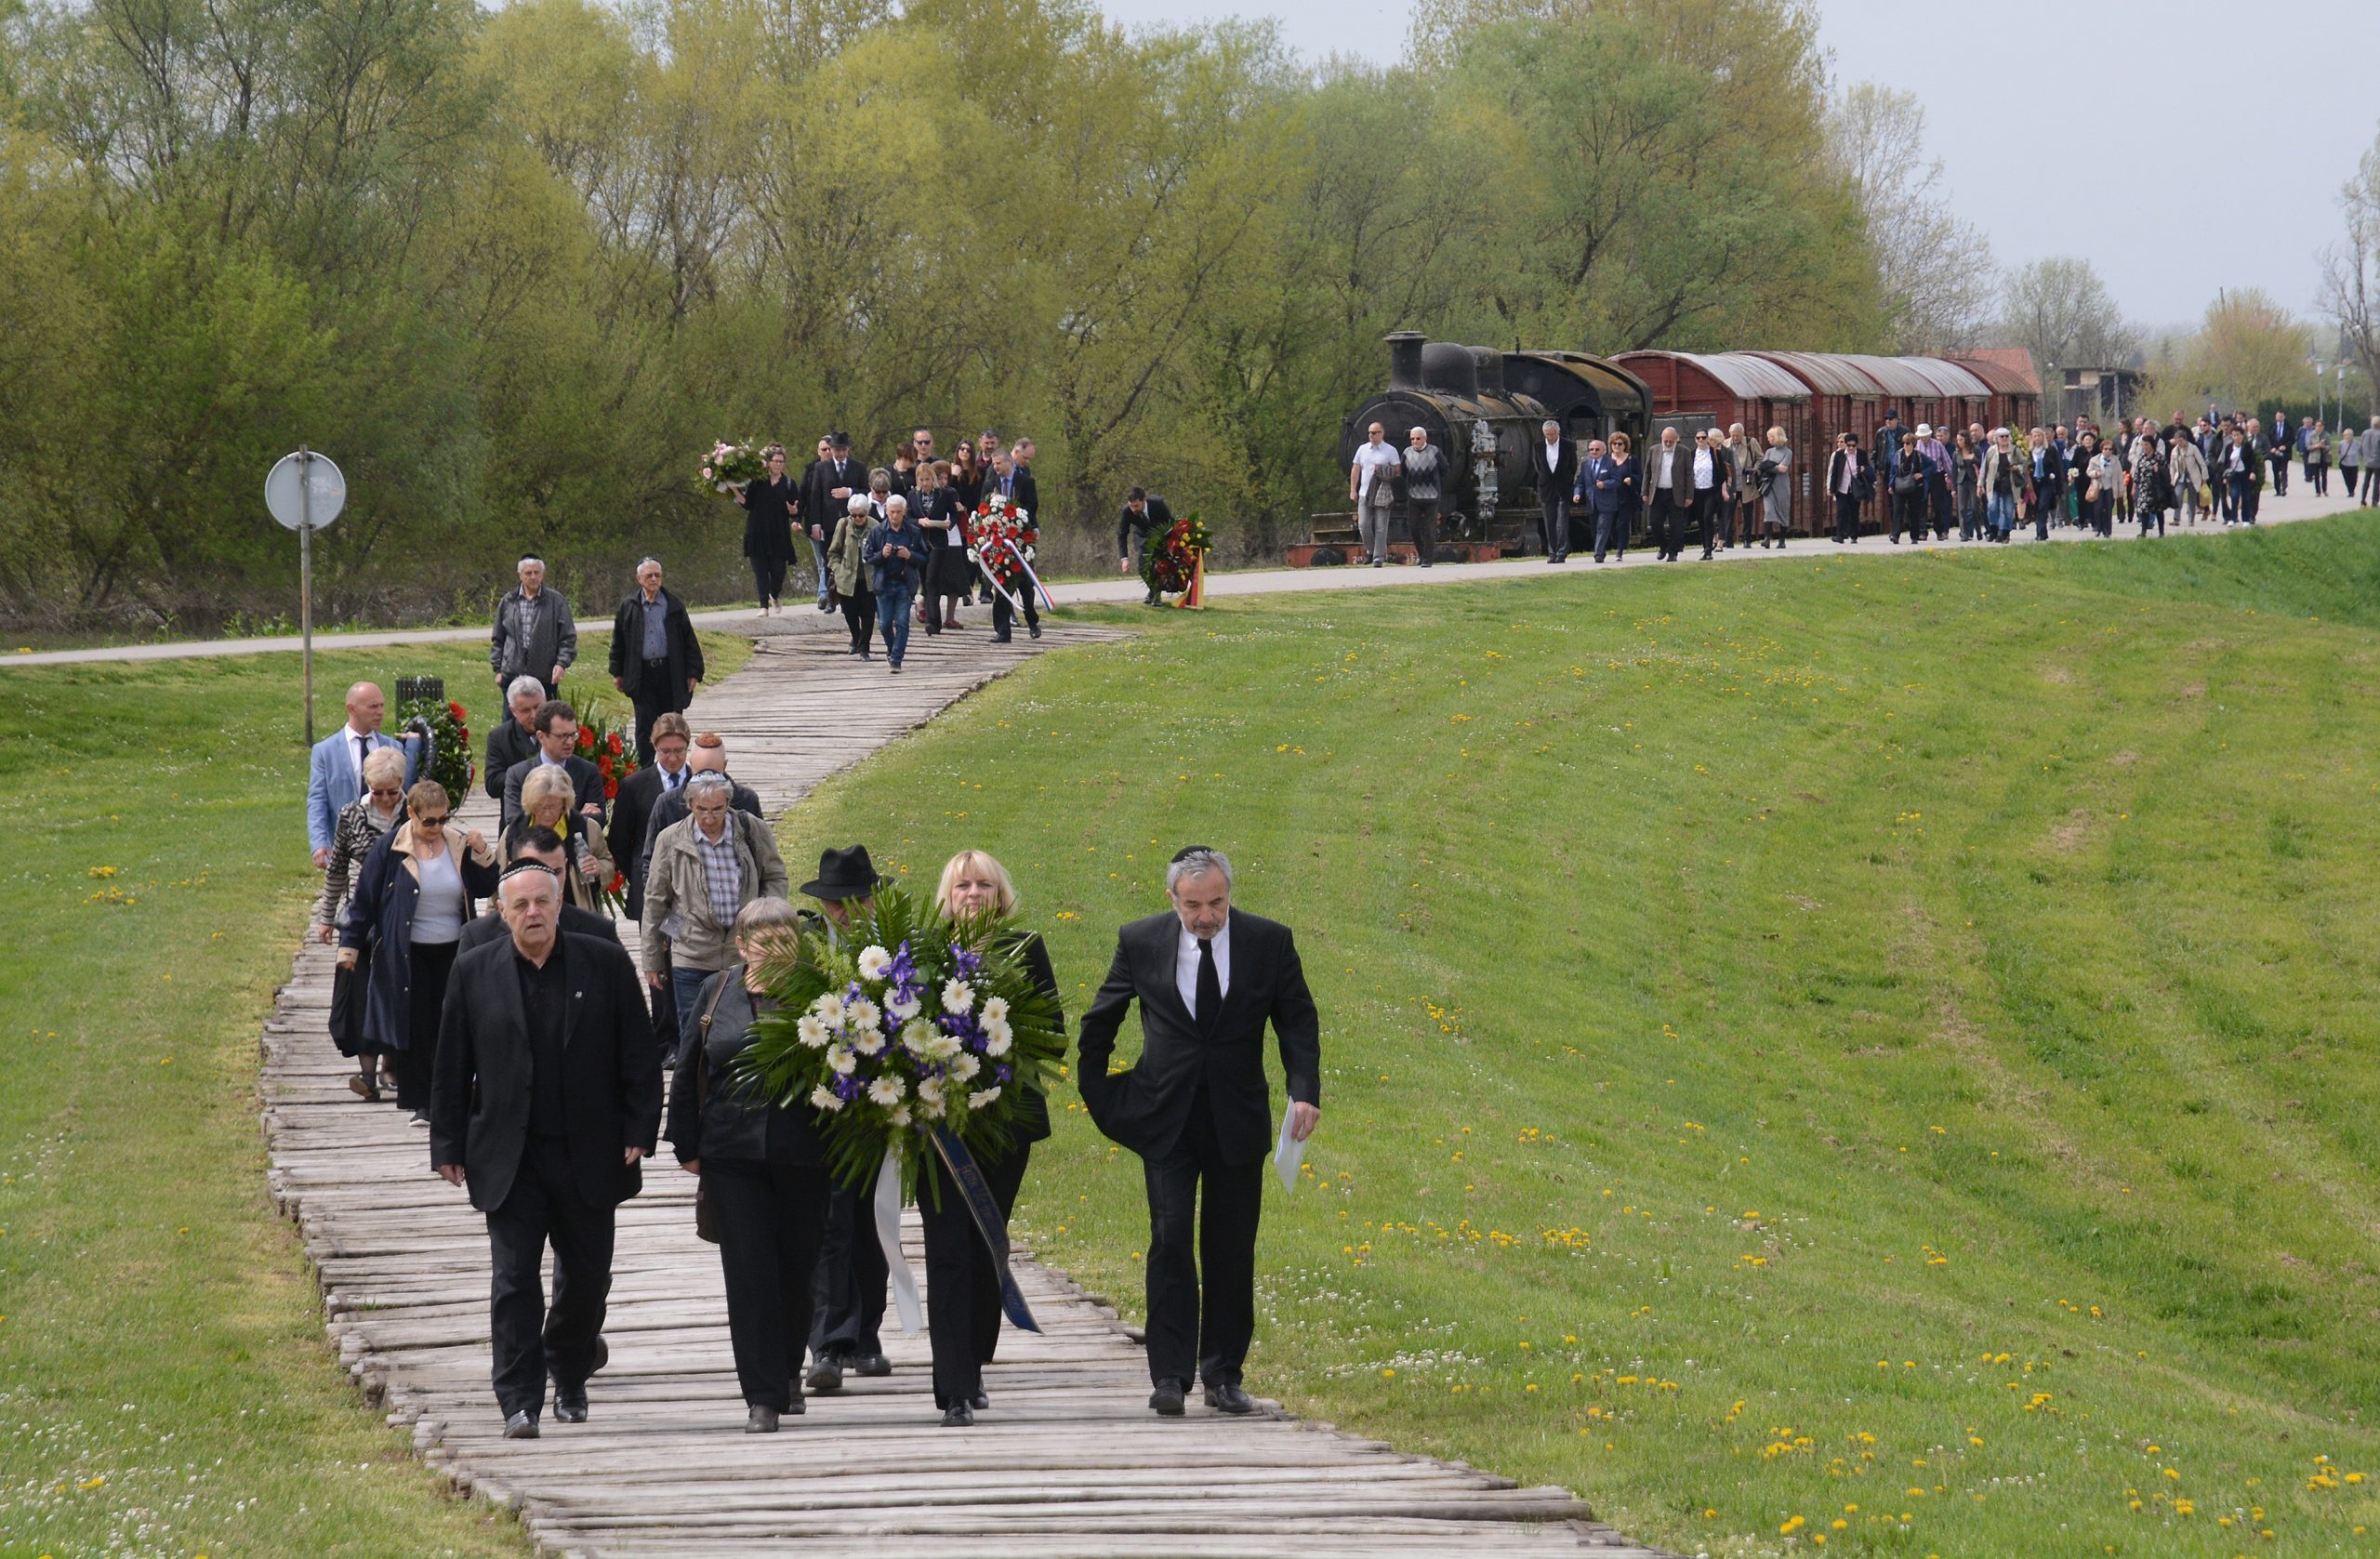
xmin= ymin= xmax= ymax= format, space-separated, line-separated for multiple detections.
xmin=430 ymin=861 xmax=662 ymax=1440
xmin=1076 ymin=847 xmax=1322 ymax=1418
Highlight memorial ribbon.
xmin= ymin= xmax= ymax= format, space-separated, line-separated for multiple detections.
xmin=969 ymin=547 xmax=1025 ymax=614
xmin=872 ymin=1144 xmax=924 ymax=1333
xmin=1002 ymin=539 xmax=1057 ymax=612
xmin=928 ymin=1124 xmax=1041 ymax=1333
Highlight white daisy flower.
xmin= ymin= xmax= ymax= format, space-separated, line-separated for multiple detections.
xmin=950 ymin=1052 xmax=981 ymax=1081
xmin=857 ymin=945 xmax=892 ymax=981
xmin=826 ymin=1045 xmax=856 ymax=1076
xmin=890 ymin=1103 xmax=913 ymax=1129
xmin=983 ymin=1020 xmax=1012 ymax=1057
xmin=845 ymin=997 xmax=880 ymax=1031
xmin=927 ymin=1031 xmax=963 ymax=1062
xmin=971 ymin=1085 xmax=1000 ymax=1110
xmin=867 ymin=1076 xmax=906 ymax=1106
xmin=810 ymin=1084 xmax=844 ymax=1112
xmin=796 ymin=1015 xmax=830 ymax=1050
xmin=887 ymin=990 xmax=921 ymax=1022
xmin=918 ymin=1077 xmax=946 ymax=1117
xmin=850 ymin=1028 xmax=886 ymax=1057
xmin=979 ymin=996 xmax=1010 ymax=1024
xmin=812 ymin=994 xmax=846 ymax=1024
xmin=941 ymin=979 xmax=975 ymax=1014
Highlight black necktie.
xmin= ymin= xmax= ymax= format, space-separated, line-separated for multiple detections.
xmin=355 ymin=735 xmax=369 ymax=786
xmin=1195 ymin=938 xmax=1220 ymax=1029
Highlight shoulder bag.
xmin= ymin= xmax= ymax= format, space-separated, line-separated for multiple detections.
xmin=692 ymin=976 xmax=732 ymax=1245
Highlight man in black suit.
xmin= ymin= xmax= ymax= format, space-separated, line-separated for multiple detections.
xmin=1078 ymin=847 xmax=1321 ymax=1418
xmin=1644 ymin=426 xmax=1694 ymax=561
xmin=458 ymin=829 xmax=620 ymax=954
xmin=606 ymin=712 xmax=692 ymax=927
xmin=1529 ymin=419 xmax=1579 ymax=562
xmin=1118 ymin=488 xmax=1173 ymax=605
xmin=802 ymin=433 xmax=864 ymax=612
xmin=483 ymin=676 xmax=546 ymax=802
xmin=607 ymin=557 xmax=704 ymax=765
xmin=985 ymin=448 xmax=1040 ymax=641
xmin=430 ymin=863 xmax=662 ymax=1439
xmin=501 ymin=700 xmax=606 ymax=832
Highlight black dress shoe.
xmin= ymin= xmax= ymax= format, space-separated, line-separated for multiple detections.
xmin=1149 ymin=1381 xmax=1187 ymax=1417
xmin=747 ymin=1405 xmax=779 ymax=1433
xmin=853 ymin=1353 xmax=892 ymax=1378
xmin=1028 ymin=623 xmax=1042 ymax=640
xmin=502 ymin=1409 xmax=539 ymax=1440
xmin=551 ymin=1383 xmax=588 ymax=1423
xmin=940 ymin=1402 xmax=974 ymax=1427
xmin=1202 ymin=1381 xmax=1258 ymax=1415
xmin=804 ymin=1356 xmax=844 ymax=1394
xmin=591 ymin=1337 xmax=609 ymax=1376
xmin=970 ymin=1390 xmax=988 ymax=1410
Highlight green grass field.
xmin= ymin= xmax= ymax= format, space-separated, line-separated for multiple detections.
xmin=0 ymin=636 xmax=745 ymax=1558
xmin=774 ymin=518 xmax=2380 ymax=1558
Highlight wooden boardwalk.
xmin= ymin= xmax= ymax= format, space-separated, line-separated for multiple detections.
xmin=260 ymin=621 xmax=1668 ymax=1557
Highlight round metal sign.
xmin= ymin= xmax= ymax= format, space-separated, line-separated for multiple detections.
xmin=266 ymin=451 xmax=347 ymax=531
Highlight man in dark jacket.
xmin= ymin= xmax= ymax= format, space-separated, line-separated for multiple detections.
xmin=488 ymin=556 xmax=577 ymax=704
xmin=984 ymin=450 xmax=1040 ymax=641
xmin=1118 ymin=488 xmax=1172 ymax=604
xmin=1077 ymin=847 xmax=1320 ymax=1418
xmin=802 ymin=434 xmax=865 ymax=612
xmin=1528 ymin=420 xmax=1578 ymax=562
xmin=501 ymin=700 xmax=607 ymax=832
xmin=483 ymin=676 xmax=546 ymax=802
xmin=458 ymin=829 xmax=620 ymax=954
xmin=430 ymin=863 xmax=662 ymax=1439
xmin=607 ymin=557 xmax=705 ymax=765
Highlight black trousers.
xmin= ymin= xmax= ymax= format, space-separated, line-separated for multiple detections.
xmin=390 ymin=939 xmax=456 ymax=1113
xmin=991 ymin=588 xmax=1038 ymax=640
xmin=2364 ymin=464 xmax=2379 ymax=503
xmin=485 ymin=1135 xmax=615 ymax=1418
xmin=2310 ymin=460 xmax=2328 ymax=495
xmin=628 ymin=663 xmax=678 ymax=767
xmin=1833 ymin=493 xmax=1861 ymax=542
xmin=708 ymin=1158 xmax=831 ymax=1409
xmin=1890 ymin=487 xmax=1924 ymax=541
xmin=750 ymin=554 xmax=788 ymax=605
xmin=1689 ymin=487 xmax=1719 ymax=552
xmin=1647 ymin=492 xmax=1684 ymax=557
xmin=1925 ymin=475 xmax=1952 ymax=536
xmin=810 ymin=1176 xmax=889 ymax=1361
xmin=1407 ymin=497 xmax=1440 ymax=562
xmin=2031 ymin=487 xmax=2053 ymax=540
xmin=839 ymin=586 xmax=875 ymax=654
xmin=1142 ymin=1098 xmax=1263 ymax=1390
xmin=919 ymin=1143 xmax=1031 ymax=1407
xmin=2269 ymin=456 xmax=2289 ymax=495
xmin=2241 ymin=483 xmax=2261 ymax=524
xmin=1537 ymin=492 xmax=1568 ymax=558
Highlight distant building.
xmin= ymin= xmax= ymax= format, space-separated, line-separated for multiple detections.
xmin=2054 ymin=365 xmax=2145 ymax=425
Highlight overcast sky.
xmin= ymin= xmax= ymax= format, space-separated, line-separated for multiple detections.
xmin=1100 ymin=0 xmax=2380 ymax=336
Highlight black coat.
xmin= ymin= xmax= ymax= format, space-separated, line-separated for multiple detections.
xmin=666 ymin=968 xmax=830 ymax=1166
xmin=1076 ymin=908 xmax=1320 ymax=1162
xmin=502 ymin=754 xmax=606 ymax=833
xmin=803 ymin=456 xmax=866 ymax=539
xmin=739 ymin=475 xmax=800 ymax=565
xmin=1001 ymin=931 xmax=1062 ymax=1144
xmin=483 ymin=718 xmax=538 ymax=802
xmin=992 ymin=464 xmax=1038 ymax=522
xmin=1117 ymin=496 xmax=1172 ymax=558
xmin=338 ymin=825 xmax=502 ymax=1053
xmin=605 ymin=763 xmax=681 ymax=921
xmin=607 ymin=588 xmax=705 ymax=707
xmin=430 ymin=932 xmax=663 ymax=1214
xmin=456 ymin=903 xmax=619 ymax=956
xmin=1529 ymin=436 xmax=1578 ymax=499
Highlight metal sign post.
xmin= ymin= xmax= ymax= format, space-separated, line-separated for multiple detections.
xmin=266 ymin=449 xmax=347 ymax=746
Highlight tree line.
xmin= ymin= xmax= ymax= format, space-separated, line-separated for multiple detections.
xmin=0 ymin=0 xmax=1893 ymax=632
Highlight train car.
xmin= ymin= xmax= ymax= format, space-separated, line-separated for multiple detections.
xmin=1500 ymin=350 xmax=1653 ymax=457
xmin=1611 ymin=350 xmax=1815 ymax=530
xmin=1749 ymin=352 xmax=1886 ymax=524
xmin=1950 ymin=355 xmax=2042 ymax=436
xmin=1321 ymin=333 xmax=1554 ymax=561
xmin=1835 ymin=354 xmax=1950 ymax=443
xmin=1893 ymin=356 xmax=1994 ymax=441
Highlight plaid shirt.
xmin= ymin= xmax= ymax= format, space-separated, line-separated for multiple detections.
xmin=693 ymin=821 xmax=743 ymax=928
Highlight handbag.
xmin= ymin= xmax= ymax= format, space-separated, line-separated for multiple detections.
xmin=692 ymin=977 xmax=731 ymax=1245
xmin=328 ymin=958 xmax=368 ymax=1058
xmin=1893 ymin=470 xmax=1921 ymax=497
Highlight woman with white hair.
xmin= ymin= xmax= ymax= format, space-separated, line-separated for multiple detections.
xmin=826 ymin=494 xmax=877 ymax=659
xmin=318 ymin=745 xmax=411 ymax=1100
xmin=1756 ymin=427 xmax=1792 ymax=548
xmin=505 ymin=763 xmax=615 ymax=911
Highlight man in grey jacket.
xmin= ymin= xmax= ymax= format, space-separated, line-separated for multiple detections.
xmin=490 ymin=555 xmax=578 ymax=703
xmin=641 ymin=773 xmax=789 ymax=1039
xmin=2361 ymin=418 xmax=2380 ymax=506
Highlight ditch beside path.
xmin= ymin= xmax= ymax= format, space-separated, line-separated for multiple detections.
xmin=260 ymin=621 xmax=1671 ymax=1557
xmin=18 ymin=486 xmax=2365 ymax=667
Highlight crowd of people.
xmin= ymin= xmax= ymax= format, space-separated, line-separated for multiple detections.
xmin=1350 ymin=409 xmax=2380 ymax=562
xmin=305 ymin=681 xmax=1322 ymax=1439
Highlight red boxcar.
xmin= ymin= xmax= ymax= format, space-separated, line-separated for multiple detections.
xmin=1950 ymin=355 xmax=2043 ymax=437
xmin=1609 ymin=350 xmax=1816 ymax=530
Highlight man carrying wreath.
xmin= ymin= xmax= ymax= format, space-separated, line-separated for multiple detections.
xmin=1077 ymin=847 xmax=1320 ymax=1418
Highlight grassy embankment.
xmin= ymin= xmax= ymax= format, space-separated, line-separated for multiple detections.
xmin=774 ymin=516 xmax=2380 ymax=1558
xmin=0 ymin=634 xmax=747 ymax=1558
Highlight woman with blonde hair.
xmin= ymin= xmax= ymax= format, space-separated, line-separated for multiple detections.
xmin=917 ymin=848 xmax=1062 ymax=1425
xmin=506 ymin=763 xmax=615 ymax=911
xmin=318 ymin=745 xmax=410 ymax=1099
xmin=1756 ymin=426 xmax=1792 ymax=548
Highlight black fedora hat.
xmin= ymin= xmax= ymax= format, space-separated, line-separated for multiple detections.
xmin=801 ymin=844 xmax=882 ymax=901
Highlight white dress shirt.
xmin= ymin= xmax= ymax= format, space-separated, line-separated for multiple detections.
xmin=1692 ymin=448 xmax=1714 ymax=489
xmin=1175 ymin=920 xmax=1232 ymax=1014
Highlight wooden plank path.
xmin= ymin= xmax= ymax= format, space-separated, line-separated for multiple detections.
xmin=259 ymin=620 xmax=1670 ymax=1558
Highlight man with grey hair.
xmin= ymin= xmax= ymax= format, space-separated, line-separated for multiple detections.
xmin=1348 ymin=422 xmax=1401 ymax=567
xmin=1529 ymin=418 xmax=1577 ymax=562
xmin=490 ymin=555 xmax=577 ymax=704
xmin=2360 ymin=416 xmax=2380 ymax=506
xmin=608 ymin=555 xmax=703 ymax=765
xmin=1078 ymin=846 xmax=1321 ymax=1419
xmin=641 ymin=770 xmax=789 ymax=1037
xmin=1400 ymin=427 xmax=1442 ymax=567
xmin=484 ymin=675 xmax=547 ymax=802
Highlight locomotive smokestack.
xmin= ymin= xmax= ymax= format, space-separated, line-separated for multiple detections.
xmin=1386 ymin=331 xmax=1424 ymax=391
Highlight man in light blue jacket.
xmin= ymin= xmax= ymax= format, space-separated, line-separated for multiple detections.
xmin=307 ymin=681 xmax=419 ymax=866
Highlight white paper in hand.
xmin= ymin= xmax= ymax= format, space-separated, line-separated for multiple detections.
xmin=1274 ymin=1113 xmax=1305 ymax=1194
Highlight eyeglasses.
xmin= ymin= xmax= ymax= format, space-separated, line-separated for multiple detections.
xmin=367 ymin=785 xmax=403 ymax=799
xmin=415 ymin=813 xmax=450 ymax=826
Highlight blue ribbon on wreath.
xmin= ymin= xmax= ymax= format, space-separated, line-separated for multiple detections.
xmin=926 ymin=1123 xmax=1040 ymax=1333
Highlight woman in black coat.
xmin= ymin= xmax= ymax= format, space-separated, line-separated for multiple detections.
xmin=922 ymin=849 xmax=1060 ymax=1425
xmin=736 ymin=444 xmax=800 ymax=616
xmin=667 ymin=898 xmax=837 ymax=1434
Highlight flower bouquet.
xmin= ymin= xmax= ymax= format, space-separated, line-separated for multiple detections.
xmin=393 ymin=689 xmax=474 ymax=802
xmin=1141 ymin=510 xmax=1211 ymax=601
xmin=734 ymin=885 xmax=1066 ymax=1198
xmin=966 ymin=495 xmax=1042 ymax=609
xmin=700 ymin=440 xmax=768 ymax=495
xmin=571 ymin=703 xmax=641 ymax=913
